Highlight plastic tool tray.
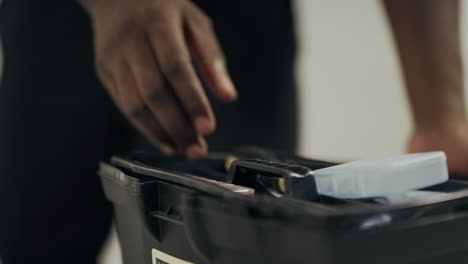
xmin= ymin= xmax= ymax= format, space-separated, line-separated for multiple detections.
xmin=99 ymin=148 xmax=468 ymax=264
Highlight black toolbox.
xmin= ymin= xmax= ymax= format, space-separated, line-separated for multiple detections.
xmin=99 ymin=148 xmax=468 ymax=264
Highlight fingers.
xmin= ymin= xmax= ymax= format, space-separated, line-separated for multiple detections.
xmin=126 ymin=38 xmax=208 ymax=159
xmin=111 ymin=59 xmax=177 ymax=156
xmin=96 ymin=61 xmax=119 ymax=99
xmin=183 ymin=5 xmax=238 ymax=102
xmin=90 ymin=1 xmax=235 ymax=159
xmin=147 ymin=14 xmax=216 ymax=136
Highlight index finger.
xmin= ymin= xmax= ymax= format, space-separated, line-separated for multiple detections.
xmin=146 ymin=16 xmax=216 ymax=136
xmin=184 ymin=6 xmax=238 ymax=102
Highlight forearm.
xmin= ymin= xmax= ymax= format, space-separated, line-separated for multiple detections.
xmin=384 ymin=0 xmax=465 ymax=129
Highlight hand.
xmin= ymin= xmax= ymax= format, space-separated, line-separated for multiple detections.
xmin=407 ymin=121 xmax=468 ymax=175
xmin=80 ymin=0 xmax=238 ymax=159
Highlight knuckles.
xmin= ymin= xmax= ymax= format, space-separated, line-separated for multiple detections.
xmin=95 ymin=6 xmax=171 ymax=60
xmin=142 ymin=84 xmax=169 ymax=108
xmin=164 ymin=58 xmax=191 ymax=80
xmin=183 ymin=99 xmax=206 ymax=119
xmin=191 ymin=12 xmax=213 ymax=29
xmin=124 ymin=104 xmax=150 ymax=123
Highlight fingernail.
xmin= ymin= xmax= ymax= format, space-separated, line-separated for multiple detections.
xmin=186 ymin=144 xmax=207 ymax=160
xmin=214 ymin=60 xmax=238 ymax=99
xmin=160 ymin=144 xmax=175 ymax=156
xmin=221 ymin=76 xmax=238 ymax=99
xmin=195 ymin=116 xmax=215 ymax=135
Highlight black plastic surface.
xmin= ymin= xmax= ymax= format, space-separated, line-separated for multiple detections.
xmin=99 ymin=149 xmax=468 ymax=264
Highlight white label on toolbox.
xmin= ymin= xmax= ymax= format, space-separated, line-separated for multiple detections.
xmin=152 ymin=249 xmax=195 ymax=264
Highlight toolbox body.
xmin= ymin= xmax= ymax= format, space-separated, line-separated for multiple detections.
xmin=99 ymin=149 xmax=468 ymax=264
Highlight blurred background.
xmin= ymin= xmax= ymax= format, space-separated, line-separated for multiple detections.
xmin=2 ymin=0 xmax=468 ymax=263
xmin=297 ymin=0 xmax=468 ymax=161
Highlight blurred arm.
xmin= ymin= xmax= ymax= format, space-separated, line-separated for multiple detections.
xmin=384 ymin=0 xmax=465 ymax=128
xmin=384 ymin=0 xmax=468 ymax=174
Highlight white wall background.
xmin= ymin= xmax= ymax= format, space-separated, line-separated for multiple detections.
xmin=295 ymin=0 xmax=468 ymax=162
xmin=295 ymin=0 xmax=410 ymax=161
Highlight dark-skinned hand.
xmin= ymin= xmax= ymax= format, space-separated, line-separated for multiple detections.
xmin=80 ymin=0 xmax=238 ymax=159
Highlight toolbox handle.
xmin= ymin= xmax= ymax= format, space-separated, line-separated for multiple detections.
xmin=229 ymin=159 xmax=319 ymax=201
xmin=150 ymin=207 xmax=183 ymax=225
